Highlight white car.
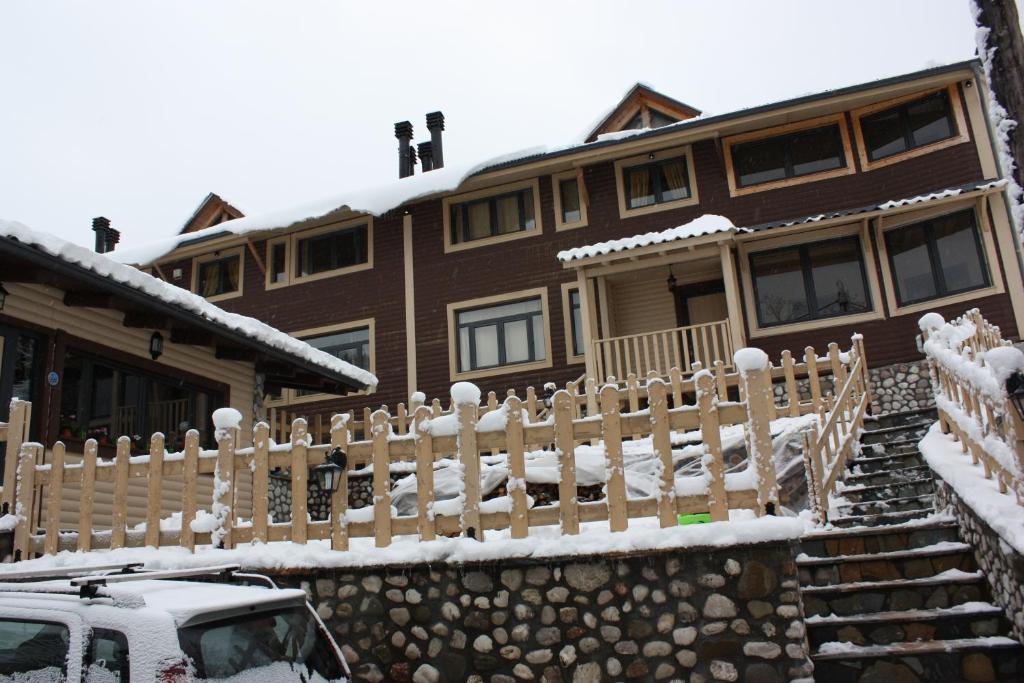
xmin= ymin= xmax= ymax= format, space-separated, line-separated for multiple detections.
xmin=0 ymin=563 xmax=351 ymax=682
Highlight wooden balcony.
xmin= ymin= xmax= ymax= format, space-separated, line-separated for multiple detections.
xmin=592 ymin=319 xmax=734 ymax=381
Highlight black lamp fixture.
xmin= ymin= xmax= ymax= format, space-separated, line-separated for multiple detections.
xmin=0 ymin=282 xmax=8 ymax=311
xmin=149 ymin=331 xmax=164 ymax=360
xmin=314 ymin=447 xmax=348 ymax=494
xmin=666 ymin=266 xmax=677 ymax=291
xmin=1007 ymin=371 xmax=1024 ymax=420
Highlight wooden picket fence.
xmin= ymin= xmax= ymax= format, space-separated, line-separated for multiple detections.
xmin=4 ymin=338 xmax=867 ymax=560
xmin=801 ymin=336 xmax=872 ymax=523
xmin=921 ymin=308 xmax=1024 ymax=505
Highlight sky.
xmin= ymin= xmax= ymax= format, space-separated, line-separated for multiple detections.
xmin=0 ymin=1 xmax=981 ymax=249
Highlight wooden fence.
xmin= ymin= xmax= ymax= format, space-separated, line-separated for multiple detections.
xmin=921 ymin=308 xmax=1024 ymax=506
xmin=592 ymin=318 xmax=735 ymax=380
xmin=801 ymin=336 xmax=872 ymax=523
xmin=5 ymin=338 xmax=867 ymax=560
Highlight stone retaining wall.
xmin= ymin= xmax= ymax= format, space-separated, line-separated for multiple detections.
xmin=769 ymin=358 xmax=932 ymax=416
xmin=933 ymin=476 xmax=1024 ymax=643
xmin=269 ymin=541 xmax=812 ymax=683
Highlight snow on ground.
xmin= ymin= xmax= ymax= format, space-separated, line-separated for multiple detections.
xmin=0 ymin=511 xmax=803 ymax=574
xmin=0 ymin=219 xmax=377 ymax=389
xmin=919 ymin=422 xmax=1024 ymax=555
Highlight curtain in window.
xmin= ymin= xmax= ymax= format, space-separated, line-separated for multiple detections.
xmin=662 ymin=159 xmax=688 ymax=195
xmin=629 ymin=169 xmax=652 ymax=206
xmin=225 ymin=258 xmax=240 ymax=291
xmin=495 ymin=196 xmax=520 ymax=234
xmin=468 ymin=202 xmax=490 ymax=240
xmin=201 ymin=265 xmax=221 ymax=297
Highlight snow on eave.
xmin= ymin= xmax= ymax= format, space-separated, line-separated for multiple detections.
xmin=557 ymin=214 xmax=742 ymax=263
xmin=0 ymin=219 xmax=378 ymax=390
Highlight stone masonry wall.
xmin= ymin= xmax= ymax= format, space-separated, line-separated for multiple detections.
xmin=933 ymin=476 xmax=1024 ymax=643
xmin=769 ymin=359 xmax=932 ymax=416
xmin=270 ymin=541 xmax=812 ymax=683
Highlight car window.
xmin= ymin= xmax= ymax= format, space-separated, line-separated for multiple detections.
xmin=177 ymin=606 xmax=344 ymax=681
xmin=0 ymin=618 xmax=70 ymax=680
xmin=85 ymin=628 xmax=129 ymax=683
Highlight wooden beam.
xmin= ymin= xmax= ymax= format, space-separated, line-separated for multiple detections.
xmin=169 ymin=327 xmax=215 ymax=345
xmin=63 ymin=291 xmax=115 ymax=308
xmin=122 ymin=311 xmax=170 ymax=329
xmin=151 ymin=263 xmax=169 ymax=281
xmin=215 ymin=345 xmax=254 ymax=361
xmin=245 ymin=238 xmax=267 ymax=277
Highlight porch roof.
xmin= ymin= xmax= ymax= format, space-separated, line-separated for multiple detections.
xmin=0 ymin=219 xmax=377 ymax=395
xmin=557 ymin=214 xmax=744 ymax=264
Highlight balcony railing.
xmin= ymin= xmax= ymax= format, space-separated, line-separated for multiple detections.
xmin=593 ymin=319 xmax=733 ymax=381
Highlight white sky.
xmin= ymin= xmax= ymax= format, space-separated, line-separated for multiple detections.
xmin=0 ymin=1 xmax=979 ymax=249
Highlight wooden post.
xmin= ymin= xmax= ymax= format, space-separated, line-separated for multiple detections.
xmin=363 ymin=407 xmax=372 ymax=441
xmin=77 ymin=439 xmax=98 ymax=552
xmin=802 ymin=425 xmax=825 ymax=524
xmin=44 ymin=442 xmax=67 ymax=555
xmin=397 ymin=403 xmax=408 ymax=437
xmin=669 ymin=367 xmax=684 ymax=408
xmin=505 ymin=397 xmax=529 ymax=539
xmin=526 ymin=386 xmax=538 ymax=422
xmin=2 ymin=399 xmax=30 ymax=515
xmin=252 ymin=422 xmax=270 ymax=544
xmin=626 ymin=373 xmax=641 ymax=440
xmin=805 ymin=346 xmax=822 ymax=413
xmin=647 ymin=380 xmax=676 ymax=527
xmin=181 ymin=430 xmax=200 ymax=552
xmin=145 ymin=433 xmax=165 ymax=548
xmin=330 ymin=414 xmax=351 ymax=550
xmin=696 ymin=372 xmax=728 ymax=522
xmin=455 ymin=397 xmax=482 ymax=541
xmin=782 ymin=350 xmax=799 ymax=417
xmin=738 ymin=353 xmax=778 ymax=515
xmin=714 ymin=361 xmax=728 ymax=402
xmin=13 ymin=443 xmax=38 ymax=560
xmin=413 ymin=407 xmax=435 ymax=542
xmin=215 ymin=427 xmax=237 ymax=550
xmin=290 ymin=419 xmax=308 ymax=546
xmin=585 ymin=377 xmax=599 ymax=420
xmin=488 ymin=391 xmax=500 ymax=455
xmin=553 ymin=390 xmax=579 ymax=535
xmin=601 ymin=385 xmax=628 ymax=532
xmin=371 ymin=409 xmax=392 ymax=547
xmin=110 ymin=437 xmax=130 ymax=550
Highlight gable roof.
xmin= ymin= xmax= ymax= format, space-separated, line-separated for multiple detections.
xmin=584 ymin=82 xmax=702 ymax=143
xmin=180 ymin=193 xmax=245 ymax=235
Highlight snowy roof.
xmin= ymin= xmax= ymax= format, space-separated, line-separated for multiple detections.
xmin=557 ymin=214 xmax=742 ymax=263
xmin=110 ymin=60 xmax=981 ymax=266
xmin=0 ymin=219 xmax=378 ymax=392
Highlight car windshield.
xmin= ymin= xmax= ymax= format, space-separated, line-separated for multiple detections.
xmin=177 ymin=605 xmax=345 ymax=682
xmin=0 ymin=618 xmax=69 ymax=680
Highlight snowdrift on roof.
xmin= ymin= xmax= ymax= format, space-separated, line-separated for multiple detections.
xmin=557 ymin=214 xmax=740 ymax=263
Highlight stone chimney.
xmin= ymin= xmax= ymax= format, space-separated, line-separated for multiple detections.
xmin=92 ymin=217 xmax=120 ymax=254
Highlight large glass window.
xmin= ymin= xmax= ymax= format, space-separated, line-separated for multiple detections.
xmin=457 ymin=298 xmax=546 ymax=372
xmin=732 ymin=124 xmax=846 ymax=188
xmin=0 ymin=619 xmax=70 ymax=677
xmin=59 ymin=350 xmax=221 ymax=450
xmin=884 ymin=209 xmax=989 ymax=306
xmin=196 ymin=254 xmax=241 ymax=297
xmin=296 ymin=224 xmax=368 ymax=277
xmin=296 ymin=326 xmax=370 ymax=397
xmin=623 ymin=156 xmax=691 ymax=210
xmin=750 ymin=236 xmax=871 ymax=327
xmin=559 ymin=178 xmax=582 ymax=224
xmin=861 ymin=90 xmax=957 ymax=162
xmin=450 ymin=188 xmax=536 ymax=244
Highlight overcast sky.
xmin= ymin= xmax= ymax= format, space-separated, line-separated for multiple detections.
xmin=0 ymin=1 xmax=979 ymax=249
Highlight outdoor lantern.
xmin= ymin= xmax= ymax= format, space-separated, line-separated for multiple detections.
xmin=666 ymin=266 xmax=677 ymax=292
xmin=149 ymin=331 xmax=164 ymax=360
xmin=314 ymin=447 xmax=348 ymax=494
xmin=0 ymin=282 xmax=8 ymax=311
xmin=1007 ymin=371 xmax=1024 ymax=420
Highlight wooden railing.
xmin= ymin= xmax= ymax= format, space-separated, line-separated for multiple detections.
xmin=921 ymin=308 xmax=1024 ymax=506
xmin=0 ymin=399 xmax=31 ymax=516
xmin=593 ymin=319 xmax=734 ymax=381
xmin=801 ymin=336 xmax=872 ymax=524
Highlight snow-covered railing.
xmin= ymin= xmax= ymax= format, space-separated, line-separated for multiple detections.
xmin=593 ymin=319 xmax=735 ymax=380
xmin=0 ymin=399 xmax=31 ymax=516
xmin=920 ymin=309 xmax=1024 ymax=506
xmin=800 ymin=336 xmax=872 ymax=524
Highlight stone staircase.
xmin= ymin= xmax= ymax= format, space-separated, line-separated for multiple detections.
xmin=798 ymin=408 xmax=1024 ymax=682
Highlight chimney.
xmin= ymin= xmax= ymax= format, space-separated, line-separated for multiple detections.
xmin=395 ymin=120 xmax=414 ymax=179
xmin=92 ymin=216 xmax=120 ymax=254
xmin=426 ymin=111 xmax=445 ymax=169
xmin=417 ymin=141 xmax=434 ymax=172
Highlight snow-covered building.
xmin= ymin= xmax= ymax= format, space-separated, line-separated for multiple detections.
xmin=113 ymin=59 xmax=1023 ymax=421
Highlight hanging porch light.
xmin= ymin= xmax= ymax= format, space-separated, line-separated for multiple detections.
xmin=313 ymin=447 xmax=348 ymax=494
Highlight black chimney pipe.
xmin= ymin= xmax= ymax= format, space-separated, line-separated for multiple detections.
xmin=395 ymin=121 xmax=414 ymax=178
xmin=417 ymin=141 xmax=434 ymax=172
xmin=92 ymin=216 xmax=120 ymax=254
xmin=426 ymin=111 xmax=444 ymax=169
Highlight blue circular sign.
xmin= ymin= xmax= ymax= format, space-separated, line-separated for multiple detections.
xmin=47 ymin=371 xmax=59 ymax=387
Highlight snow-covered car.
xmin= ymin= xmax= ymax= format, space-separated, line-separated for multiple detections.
xmin=0 ymin=563 xmax=350 ymax=682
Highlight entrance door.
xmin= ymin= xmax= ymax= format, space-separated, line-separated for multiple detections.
xmin=0 ymin=324 xmax=41 ymax=479
xmin=672 ymin=280 xmax=729 ymax=369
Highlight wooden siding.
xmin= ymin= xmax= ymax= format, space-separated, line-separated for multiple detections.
xmin=607 ymin=269 xmax=677 ymax=338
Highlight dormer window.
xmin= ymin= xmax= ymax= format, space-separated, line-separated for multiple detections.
xmin=192 ymin=247 xmax=243 ymax=301
xmin=613 ymin=146 xmax=699 ymax=218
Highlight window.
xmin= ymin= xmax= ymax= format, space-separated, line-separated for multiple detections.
xmin=296 ymin=223 xmax=368 ymax=277
xmin=192 ymin=248 xmax=244 ymax=300
xmin=296 ymin=326 xmax=370 ymax=397
xmin=457 ymin=298 xmax=546 ymax=372
xmin=87 ymin=628 xmax=130 ymax=682
xmin=559 ymin=178 xmax=582 ymax=224
xmin=750 ymin=236 xmax=872 ymax=328
xmin=0 ymin=619 xmax=70 ymax=677
xmin=269 ymin=240 xmax=288 ymax=285
xmin=884 ymin=209 xmax=989 ymax=306
xmin=450 ymin=187 xmax=536 ymax=245
xmin=853 ymin=87 xmax=969 ymax=170
xmin=732 ymin=124 xmax=846 ymax=188
xmin=568 ymin=289 xmax=584 ymax=357
xmin=58 ymin=350 xmax=221 ymax=450
xmin=622 ymin=155 xmax=691 ymax=210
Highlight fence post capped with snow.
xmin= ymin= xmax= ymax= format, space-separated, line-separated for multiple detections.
xmin=733 ymin=347 xmax=777 ymax=515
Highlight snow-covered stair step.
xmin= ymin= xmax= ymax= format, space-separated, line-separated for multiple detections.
xmin=811 ymin=636 xmax=1024 ymax=682
xmin=835 ymin=492 xmax=935 ymax=516
xmin=838 ymin=479 xmax=935 ymax=503
xmin=797 ymin=541 xmax=975 ymax=587
xmin=800 ymin=570 xmax=988 ymax=618
xmin=847 ymin=451 xmax=924 ymax=473
xmin=806 ymin=603 xmax=1009 ymax=649
xmin=843 ymin=464 xmax=933 ymax=486
xmin=866 ymin=436 xmax=924 ymax=453
xmin=860 ymin=422 xmax=935 ymax=445
xmin=863 ymin=406 xmax=937 ymax=429
xmin=829 ymin=508 xmax=934 ymax=529
xmin=800 ymin=516 xmax=959 ymax=558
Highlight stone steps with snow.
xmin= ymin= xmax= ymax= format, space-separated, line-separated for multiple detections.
xmin=829 ymin=508 xmax=935 ymax=529
xmin=810 ymin=636 xmax=1024 ymax=682
xmin=838 ymin=478 xmax=935 ymax=503
xmin=800 ymin=570 xmax=989 ymax=618
xmin=797 ymin=542 xmax=975 ymax=588
xmin=847 ymin=451 xmax=924 ymax=474
xmin=800 ymin=518 xmax=960 ymax=559
xmin=859 ymin=421 xmax=934 ymax=446
xmin=834 ymin=493 xmax=935 ymax=517
xmin=842 ymin=465 xmax=933 ymax=488
xmin=863 ymin=407 xmax=937 ymax=431
xmin=806 ymin=603 xmax=1010 ymax=649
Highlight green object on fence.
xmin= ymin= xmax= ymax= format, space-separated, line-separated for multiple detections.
xmin=677 ymin=513 xmax=712 ymax=525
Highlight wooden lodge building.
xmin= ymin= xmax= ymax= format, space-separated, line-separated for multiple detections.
xmin=115 ymin=60 xmax=1024 ymax=421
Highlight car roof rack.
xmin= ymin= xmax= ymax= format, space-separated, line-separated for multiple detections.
xmin=0 ymin=562 xmax=145 ymax=581
xmin=71 ymin=564 xmax=243 ymax=598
